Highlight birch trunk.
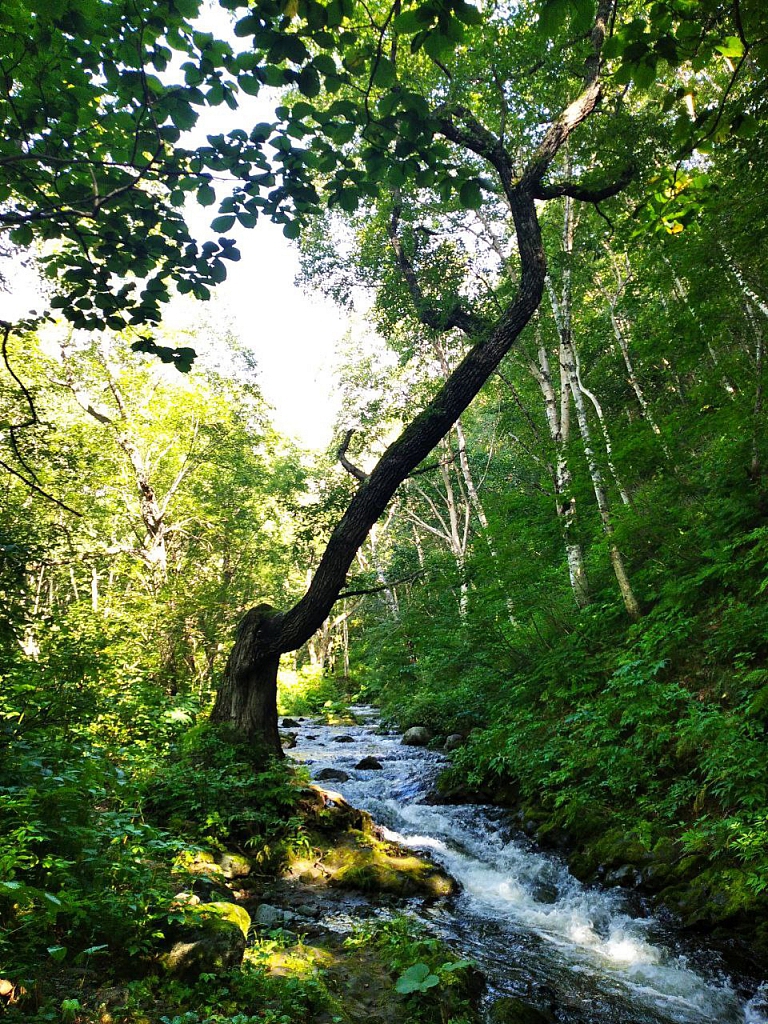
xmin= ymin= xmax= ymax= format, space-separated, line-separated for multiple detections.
xmin=548 ymin=195 xmax=640 ymax=620
xmin=432 ymin=338 xmax=515 ymax=619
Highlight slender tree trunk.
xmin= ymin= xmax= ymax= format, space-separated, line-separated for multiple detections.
xmin=528 ymin=343 xmax=591 ymax=608
xmin=561 ymin=335 xmax=640 ymax=619
xmin=432 ymin=338 xmax=515 ymax=619
xmin=746 ymin=300 xmax=765 ymax=478
xmin=550 ymin=196 xmax=640 ymax=620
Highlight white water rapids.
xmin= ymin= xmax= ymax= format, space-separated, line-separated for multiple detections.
xmin=289 ymin=707 xmax=768 ymax=1024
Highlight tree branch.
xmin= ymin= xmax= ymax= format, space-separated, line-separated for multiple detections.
xmin=532 ymin=164 xmax=633 ymax=202
xmin=337 ymin=428 xmax=369 ymax=483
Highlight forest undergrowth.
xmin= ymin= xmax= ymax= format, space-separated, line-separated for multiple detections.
xmin=351 ymin=461 xmax=768 ymax=957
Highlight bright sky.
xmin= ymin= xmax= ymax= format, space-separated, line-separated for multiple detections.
xmin=170 ymin=2 xmax=350 ymax=449
xmin=183 ymin=191 xmax=347 ymax=450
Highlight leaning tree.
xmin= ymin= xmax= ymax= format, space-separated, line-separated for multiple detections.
xmin=3 ymin=0 xmax=761 ymax=752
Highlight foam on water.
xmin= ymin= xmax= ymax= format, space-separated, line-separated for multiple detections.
xmin=291 ymin=710 xmax=766 ymax=1024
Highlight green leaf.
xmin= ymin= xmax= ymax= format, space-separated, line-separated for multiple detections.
xmin=283 ymin=220 xmax=302 ymax=239
xmin=371 ymin=55 xmax=397 ymax=87
xmin=537 ymin=0 xmax=569 ymax=39
xmin=459 ymin=179 xmax=483 ymax=209
xmin=197 ymin=183 xmax=216 ymax=206
xmin=394 ymin=9 xmax=431 ymax=33
xmin=632 ymin=57 xmax=657 ymax=90
xmin=238 ymin=74 xmax=261 ymax=96
xmin=313 ymin=53 xmax=338 ymax=76
xmin=10 ymin=224 xmax=33 ymax=247
xmin=211 ymin=214 xmax=236 ymax=232
xmin=337 ymin=189 xmax=359 ymax=212
xmin=47 ymin=945 xmax=68 ymax=961
xmin=453 ymin=1 xmax=482 ymax=26
xmin=716 ymin=36 xmax=744 ymax=58
xmin=297 ymin=67 xmax=321 ymax=97
xmin=395 ymin=963 xmax=440 ymax=994
xmin=210 ymin=258 xmax=227 ymax=284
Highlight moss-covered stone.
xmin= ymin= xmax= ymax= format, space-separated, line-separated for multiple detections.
xmin=161 ymin=901 xmax=251 ymax=976
xmin=489 ymin=996 xmax=554 ymax=1024
xmin=285 ymin=827 xmax=455 ymax=898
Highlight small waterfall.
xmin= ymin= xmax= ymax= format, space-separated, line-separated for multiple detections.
xmin=289 ymin=707 xmax=767 ymax=1024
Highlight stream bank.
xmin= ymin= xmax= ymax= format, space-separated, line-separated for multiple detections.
xmin=288 ymin=706 xmax=768 ymax=1024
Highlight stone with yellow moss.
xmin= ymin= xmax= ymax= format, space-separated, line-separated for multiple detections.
xmin=161 ymin=900 xmax=251 ymax=976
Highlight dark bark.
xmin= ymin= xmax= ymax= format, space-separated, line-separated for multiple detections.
xmin=211 ymin=604 xmax=284 ymax=753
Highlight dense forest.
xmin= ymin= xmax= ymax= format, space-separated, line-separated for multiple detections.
xmin=1 ymin=0 xmax=768 ymax=1021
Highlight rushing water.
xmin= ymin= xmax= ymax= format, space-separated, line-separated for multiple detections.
xmin=288 ymin=707 xmax=768 ymax=1024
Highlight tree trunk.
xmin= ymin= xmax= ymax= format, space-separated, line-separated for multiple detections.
xmin=527 ymin=340 xmax=591 ymax=609
xmin=550 ymin=195 xmax=640 ymax=621
xmin=211 ymin=2 xmax=616 ymax=750
xmin=211 ymin=604 xmax=283 ymax=754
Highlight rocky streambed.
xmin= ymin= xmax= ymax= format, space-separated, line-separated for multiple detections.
xmin=285 ymin=706 xmax=768 ymax=1024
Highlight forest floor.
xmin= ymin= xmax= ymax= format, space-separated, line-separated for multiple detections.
xmin=1 ymin=772 xmax=483 ymax=1024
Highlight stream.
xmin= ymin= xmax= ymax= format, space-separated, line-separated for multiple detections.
xmin=288 ymin=707 xmax=768 ymax=1024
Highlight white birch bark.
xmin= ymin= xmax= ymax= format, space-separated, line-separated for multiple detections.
xmin=431 ymin=337 xmax=516 ymax=620
xmin=549 ymin=196 xmax=640 ymax=620
xmin=524 ymin=338 xmax=590 ymax=609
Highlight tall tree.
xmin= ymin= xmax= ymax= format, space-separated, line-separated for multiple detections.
xmin=210 ymin=0 xmax=632 ymax=750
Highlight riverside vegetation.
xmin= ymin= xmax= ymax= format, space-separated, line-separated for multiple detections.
xmin=2 ymin=0 xmax=768 ymax=1019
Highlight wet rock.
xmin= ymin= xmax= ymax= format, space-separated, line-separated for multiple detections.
xmin=489 ymin=996 xmax=554 ymax=1024
xmin=444 ymin=734 xmax=464 ymax=751
xmin=255 ymin=903 xmax=296 ymax=928
xmin=281 ymin=717 xmax=300 ymax=728
xmin=162 ymin=901 xmax=250 ymax=976
xmin=280 ymin=731 xmax=298 ymax=748
xmin=333 ymin=735 xmax=355 ymax=743
xmin=604 ymin=863 xmax=641 ymax=887
xmin=316 ymin=768 xmax=351 ymax=783
xmin=295 ymin=903 xmax=321 ymax=919
xmin=355 ymin=756 xmax=383 ymax=770
xmin=402 ymin=726 xmax=430 ymax=746
xmin=640 ymin=862 xmax=674 ymax=891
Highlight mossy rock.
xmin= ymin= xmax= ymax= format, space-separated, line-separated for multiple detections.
xmin=589 ymin=827 xmax=652 ymax=871
xmin=328 ymin=833 xmax=455 ymax=898
xmin=656 ymin=869 xmax=751 ymax=927
xmin=217 ymin=851 xmax=252 ymax=879
xmin=289 ymin=829 xmax=455 ymax=898
xmin=161 ymin=901 xmax=251 ymax=976
xmin=298 ymin=784 xmax=369 ymax=832
xmin=489 ymin=996 xmax=554 ymax=1024
xmin=174 ymin=849 xmax=224 ymax=877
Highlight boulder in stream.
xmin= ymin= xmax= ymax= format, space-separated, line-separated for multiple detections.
xmin=402 ymin=726 xmax=430 ymax=746
xmin=281 ymin=717 xmax=300 ymax=728
xmin=316 ymin=768 xmax=351 ymax=782
xmin=333 ymin=734 xmax=355 ymax=743
xmin=489 ymin=996 xmax=554 ymax=1024
xmin=254 ymin=903 xmax=296 ymax=928
xmin=355 ymin=756 xmax=383 ymax=770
